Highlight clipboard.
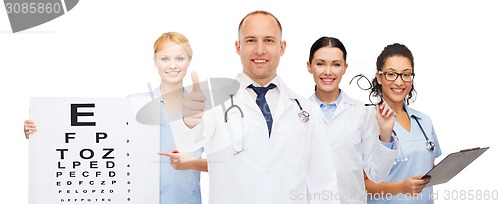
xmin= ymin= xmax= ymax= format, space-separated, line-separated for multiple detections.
xmin=423 ymin=147 xmax=489 ymax=186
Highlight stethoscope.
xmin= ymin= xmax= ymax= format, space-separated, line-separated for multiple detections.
xmin=412 ymin=115 xmax=435 ymax=151
xmin=392 ymin=115 xmax=435 ymax=164
xmin=223 ymin=94 xmax=309 ymax=155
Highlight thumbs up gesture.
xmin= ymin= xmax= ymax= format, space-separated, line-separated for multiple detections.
xmin=183 ymin=71 xmax=206 ymax=128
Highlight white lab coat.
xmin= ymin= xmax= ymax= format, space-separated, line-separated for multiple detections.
xmin=172 ymin=73 xmax=339 ymax=204
xmin=309 ymin=92 xmax=397 ymax=204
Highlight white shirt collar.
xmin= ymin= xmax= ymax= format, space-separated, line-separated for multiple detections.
xmin=237 ymin=72 xmax=281 ymax=91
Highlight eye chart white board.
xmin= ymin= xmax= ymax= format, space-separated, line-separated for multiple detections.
xmin=29 ymin=97 xmax=160 ymax=204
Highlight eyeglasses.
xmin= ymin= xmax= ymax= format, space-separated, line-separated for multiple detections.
xmin=349 ymin=74 xmax=383 ymax=106
xmin=349 ymin=74 xmax=372 ymax=91
xmin=378 ymin=71 xmax=415 ymax=82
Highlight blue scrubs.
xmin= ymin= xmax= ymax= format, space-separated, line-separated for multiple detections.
xmin=130 ymin=88 xmax=204 ymax=204
xmin=367 ymin=104 xmax=441 ymax=204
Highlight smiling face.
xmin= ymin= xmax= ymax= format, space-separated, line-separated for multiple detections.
xmin=154 ymin=40 xmax=190 ymax=85
xmin=307 ymin=47 xmax=347 ymax=102
xmin=235 ymin=13 xmax=286 ymax=86
xmin=377 ymin=55 xmax=413 ymax=105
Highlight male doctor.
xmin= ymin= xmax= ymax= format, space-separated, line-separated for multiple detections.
xmin=173 ymin=10 xmax=336 ymax=204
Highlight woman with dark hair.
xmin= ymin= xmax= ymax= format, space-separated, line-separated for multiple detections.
xmin=365 ymin=43 xmax=442 ymax=204
xmin=307 ymin=36 xmax=397 ymax=204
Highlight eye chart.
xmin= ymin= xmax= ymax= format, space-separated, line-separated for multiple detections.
xmin=29 ymin=97 xmax=159 ymax=203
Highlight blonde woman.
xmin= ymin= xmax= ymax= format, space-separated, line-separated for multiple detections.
xmin=24 ymin=32 xmax=207 ymax=204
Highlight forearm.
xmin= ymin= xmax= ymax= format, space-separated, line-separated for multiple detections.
xmin=184 ymin=159 xmax=208 ymax=172
xmin=362 ymin=115 xmax=397 ymax=183
xmin=365 ymin=179 xmax=403 ymax=195
xmin=364 ymin=172 xmax=403 ymax=195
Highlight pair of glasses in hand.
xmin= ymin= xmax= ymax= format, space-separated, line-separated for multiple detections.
xmin=349 ymin=74 xmax=384 ymax=106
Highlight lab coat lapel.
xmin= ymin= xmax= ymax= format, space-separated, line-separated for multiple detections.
xmin=234 ymin=73 xmax=263 ymax=113
xmin=272 ymin=85 xmax=293 ymax=126
xmin=308 ymin=94 xmax=330 ymax=123
xmin=308 ymin=92 xmax=356 ymax=123
xmin=331 ymin=101 xmax=346 ymax=121
xmin=332 ymin=93 xmax=358 ymax=120
xmin=238 ymin=75 xmax=293 ymax=132
xmin=239 ymin=88 xmax=261 ymax=113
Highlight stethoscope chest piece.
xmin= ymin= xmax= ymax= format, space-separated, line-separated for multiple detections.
xmin=292 ymin=98 xmax=310 ymax=123
xmin=298 ymin=110 xmax=310 ymax=122
xmin=426 ymin=140 xmax=435 ymax=151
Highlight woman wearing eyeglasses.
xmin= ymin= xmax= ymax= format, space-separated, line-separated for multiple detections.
xmin=306 ymin=36 xmax=398 ymax=204
xmin=365 ymin=43 xmax=442 ymax=204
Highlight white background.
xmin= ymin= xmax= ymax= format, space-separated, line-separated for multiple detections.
xmin=1 ymin=0 xmax=498 ymax=203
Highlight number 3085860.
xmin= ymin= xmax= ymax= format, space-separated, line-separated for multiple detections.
xmin=5 ymin=3 xmax=62 ymax=14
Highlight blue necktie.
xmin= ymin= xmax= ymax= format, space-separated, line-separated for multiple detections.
xmin=248 ymin=83 xmax=276 ymax=137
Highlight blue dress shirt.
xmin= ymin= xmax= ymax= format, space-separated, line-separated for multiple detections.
xmin=313 ymin=90 xmax=342 ymax=121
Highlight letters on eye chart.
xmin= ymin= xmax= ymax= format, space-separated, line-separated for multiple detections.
xmin=29 ymin=98 xmax=159 ymax=204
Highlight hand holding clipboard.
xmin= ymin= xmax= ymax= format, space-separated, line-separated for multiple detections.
xmin=422 ymin=147 xmax=489 ymax=186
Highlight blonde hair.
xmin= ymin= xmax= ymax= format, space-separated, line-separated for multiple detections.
xmin=153 ymin=32 xmax=193 ymax=60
